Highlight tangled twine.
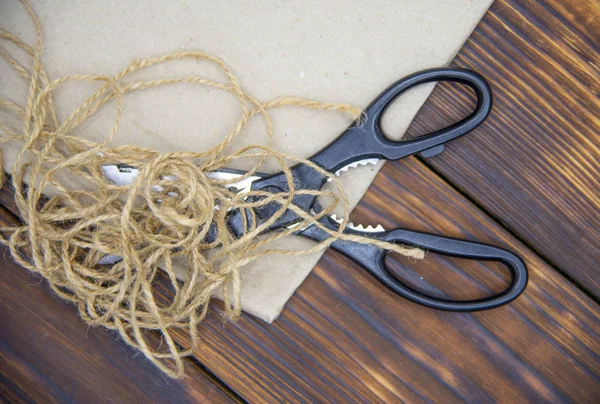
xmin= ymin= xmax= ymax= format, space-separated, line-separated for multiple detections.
xmin=0 ymin=0 xmax=423 ymax=378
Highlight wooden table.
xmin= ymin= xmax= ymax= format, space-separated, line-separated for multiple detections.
xmin=1 ymin=0 xmax=599 ymax=402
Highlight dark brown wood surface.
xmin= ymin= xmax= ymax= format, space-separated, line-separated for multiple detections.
xmin=158 ymin=159 xmax=600 ymax=403
xmin=405 ymin=0 xmax=600 ymax=296
xmin=0 ymin=207 xmax=237 ymax=403
xmin=1 ymin=0 xmax=599 ymax=402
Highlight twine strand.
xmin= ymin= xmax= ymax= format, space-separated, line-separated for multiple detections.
xmin=0 ymin=0 xmax=423 ymax=378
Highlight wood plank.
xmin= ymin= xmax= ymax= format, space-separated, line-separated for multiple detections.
xmin=403 ymin=0 xmax=600 ymax=296
xmin=154 ymin=158 xmax=600 ymax=403
xmin=0 ymin=208 xmax=236 ymax=403
xmin=6 ymin=156 xmax=598 ymax=401
xmin=1 ymin=0 xmax=598 ymax=401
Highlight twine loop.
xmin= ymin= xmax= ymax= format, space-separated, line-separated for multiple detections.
xmin=0 ymin=0 xmax=423 ymax=378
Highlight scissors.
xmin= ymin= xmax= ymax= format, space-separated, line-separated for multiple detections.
xmin=102 ymin=68 xmax=528 ymax=311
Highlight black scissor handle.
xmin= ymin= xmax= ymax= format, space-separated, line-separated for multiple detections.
xmin=244 ymin=68 xmax=493 ymax=230
xmin=298 ymin=220 xmax=528 ymax=311
xmin=369 ymin=229 xmax=528 ymax=311
xmin=363 ymin=67 xmax=492 ymax=159
xmin=310 ymin=68 xmax=493 ymax=173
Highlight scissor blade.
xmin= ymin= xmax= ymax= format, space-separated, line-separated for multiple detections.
xmin=101 ymin=164 xmax=386 ymax=232
xmin=206 ymin=170 xmax=262 ymax=194
xmin=329 ymin=213 xmax=385 ymax=233
xmin=326 ymin=158 xmax=379 ymax=182
xmin=333 ymin=158 xmax=379 ymax=177
xmin=101 ymin=164 xmax=262 ymax=195
xmin=99 ymin=165 xmax=259 ymax=266
xmin=97 ymin=164 xmax=386 ymax=265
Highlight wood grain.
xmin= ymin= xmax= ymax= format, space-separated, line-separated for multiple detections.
xmin=1 ymin=0 xmax=599 ymax=402
xmin=155 ymin=158 xmax=600 ymax=403
xmin=403 ymin=0 xmax=600 ymax=296
xmin=4 ymin=156 xmax=598 ymax=402
xmin=0 ymin=208 xmax=236 ymax=403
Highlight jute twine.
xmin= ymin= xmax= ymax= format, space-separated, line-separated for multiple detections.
xmin=0 ymin=0 xmax=423 ymax=377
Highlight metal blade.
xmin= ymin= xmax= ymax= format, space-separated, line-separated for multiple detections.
xmin=206 ymin=170 xmax=262 ymax=194
xmin=98 ymin=164 xmax=386 ymax=265
xmin=329 ymin=213 xmax=385 ymax=233
xmin=327 ymin=158 xmax=379 ymax=182
xmin=101 ymin=164 xmax=262 ymax=195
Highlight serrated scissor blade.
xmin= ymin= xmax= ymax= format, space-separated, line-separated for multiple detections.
xmin=326 ymin=158 xmax=379 ymax=182
xmin=98 ymin=164 xmax=385 ymax=265
xmin=329 ymin=213 xmax=385 ymax=233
